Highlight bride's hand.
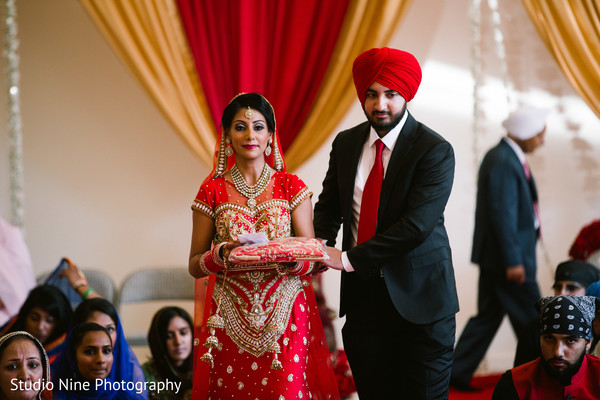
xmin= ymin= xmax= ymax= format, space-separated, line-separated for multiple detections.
xmin=221 ymin=240 xmax=241 ymax=260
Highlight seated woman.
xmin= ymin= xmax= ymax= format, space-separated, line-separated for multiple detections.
xmin=1 ymin=285 xmax=72 ymax=365
xmin=53 ymin=322 xmax=139 ymax=400
xmin=63 ymin=298 xmax=147 ymax=400
xmin=0 ymin=331 xmax=51 ymax=400
xmin=142 ymin=307 xmax=193 ymax=400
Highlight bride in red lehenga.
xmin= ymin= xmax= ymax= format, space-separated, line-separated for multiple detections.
xmin=189 ymin=93 xmax=339 ymax=400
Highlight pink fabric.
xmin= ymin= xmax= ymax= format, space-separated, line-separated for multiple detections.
xmin=352 ymin=47 xmax=422 ymax=106
xmin=523 ymin=161 xmax=531 ymax=180
xmin=0 ymin=217 xmax=35 ymax=325
xmin=356 ymin=140 xmax=384 ymax=245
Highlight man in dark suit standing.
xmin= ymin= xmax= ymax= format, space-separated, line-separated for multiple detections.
xmin=314 ymin=47 xmax=459 ymax=399
xmin=450 ymin=107 xmax=549 ymax=391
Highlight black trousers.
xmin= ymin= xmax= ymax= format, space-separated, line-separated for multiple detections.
xmin=451 ymin=269 xmax=540 ymax=385
xmin=342 ymin=276 xmax=455 ymax=400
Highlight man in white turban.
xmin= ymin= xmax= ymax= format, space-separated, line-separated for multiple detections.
xmin=451 ymin=106 xmax=549 ymax=392
xmin=502 ymin=107 xmax=549 ymax=152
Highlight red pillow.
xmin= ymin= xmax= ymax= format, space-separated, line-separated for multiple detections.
xmin=228 ymin=236 xmax=328 ymax=265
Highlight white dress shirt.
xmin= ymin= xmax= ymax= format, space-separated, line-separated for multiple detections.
xmin=341 ymin=112 xmax=409 ymax=271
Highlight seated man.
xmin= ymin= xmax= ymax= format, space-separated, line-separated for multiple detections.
xmin=493 ymin=295 xmax=600 ymax=399
xmin=551 ymin=259 xmax=600 ymax=296
xmin=514 ymin=259 xmax=600 ymax=366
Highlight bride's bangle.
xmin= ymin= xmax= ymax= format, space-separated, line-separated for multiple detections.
xmin=212 ymin=242 xmax=226 ymax=266
xmin=278 ymin=261 xmax=315 ymax=276
xmin=198 ymin=243 xmax=227 ymax=275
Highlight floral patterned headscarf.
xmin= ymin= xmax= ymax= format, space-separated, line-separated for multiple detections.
xmin=0 ymin=331 xmax=51 ymax=400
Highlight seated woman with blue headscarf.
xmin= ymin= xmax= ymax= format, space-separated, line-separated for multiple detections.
xmin=52 ymin=299 xmax=147 ymax=400
xmin=53 ymin=322 xmax=142 ymax=400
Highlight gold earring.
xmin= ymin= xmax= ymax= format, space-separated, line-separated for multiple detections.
xmin=264 ymin=138 xmax=272 ymax=156
xmin=225 ymin=137 xmax=233 ymax=157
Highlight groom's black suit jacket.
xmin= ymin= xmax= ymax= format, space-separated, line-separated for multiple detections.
xmin=314 ymin=112 xmax=459 ymax=324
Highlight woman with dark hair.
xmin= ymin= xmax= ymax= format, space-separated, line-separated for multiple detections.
xmin=63 ymin=298 xmax=147 ymax=400
xmin=141 ymin=307 xmax=193 ymax=400
xmin=53 ymin=322 xmax=139 ymax=400
xmin=0 ymin=331 xmax=51 ymax=400
xmin=1 ymin=285 xmax=72 ymax=364
xmin=71 ymin=299 xmax=119 ymax=347
xmin=189 ymin=93 xmax=338 ymax=399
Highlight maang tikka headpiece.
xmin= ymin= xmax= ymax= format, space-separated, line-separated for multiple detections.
xmin=214 ymin=93 xmax=284 ymax=177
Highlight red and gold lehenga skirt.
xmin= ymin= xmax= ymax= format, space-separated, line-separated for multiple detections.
xmin=193 ymin=271 xmax=339 ymax=399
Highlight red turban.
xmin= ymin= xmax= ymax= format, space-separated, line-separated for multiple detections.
xmin=352 ymin=47 xmax=422 ymax=106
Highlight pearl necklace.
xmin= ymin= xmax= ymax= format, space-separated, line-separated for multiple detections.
xmin=230 ymin=164 xmax=272 ymax=208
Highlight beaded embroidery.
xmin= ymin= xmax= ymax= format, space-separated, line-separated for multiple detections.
xmin=192 ymin=172 xmax=313 ymax=364
xmin=230 ymin=164 xmax=273 ymax=209
xmin=198 ymin=255 xmax=212 ymax=276
xmin=213 ymin=271 xmax=303 ymax=357
xmin=191 ymin=199 xmax=215 ymax=219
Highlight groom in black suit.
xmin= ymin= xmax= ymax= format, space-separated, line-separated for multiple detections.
xmin=314 ymin=47 xmax=459 ymax=400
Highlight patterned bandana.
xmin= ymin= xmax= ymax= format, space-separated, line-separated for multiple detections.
xmin=536 ymin=295 xmax=596 ymax=340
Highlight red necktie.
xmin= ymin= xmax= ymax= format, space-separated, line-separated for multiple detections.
xmin=357 ymin=139 xmax=385 ymax=245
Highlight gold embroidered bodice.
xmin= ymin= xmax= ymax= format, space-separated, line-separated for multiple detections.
xmin=193 ymin=172 xmax=311 ymax=356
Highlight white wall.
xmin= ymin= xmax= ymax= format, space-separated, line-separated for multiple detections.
xmin=1 ymin=0 xmax=599 ymax=375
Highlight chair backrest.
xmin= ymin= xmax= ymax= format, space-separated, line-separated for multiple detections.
xmin=82 ymin=269 xmax=117 ymax=304
xmin=115 ymin=267 xmax=194 ymax=308
xmin=36 ymin=268 xmax=117 ymax=304
xmin=115 ymin=267 xmax=195 ymax=346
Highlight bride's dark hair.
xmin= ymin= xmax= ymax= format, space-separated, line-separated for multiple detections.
xmin=221 ymin=93 xmax=275 ymax=133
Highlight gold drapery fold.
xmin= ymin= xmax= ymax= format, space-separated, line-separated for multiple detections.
xmin=521 ymin=0 xmax=600 ymax=118
xmin=80 ymin=0 xmax=215 ymax=166
xmin=285 ymin=0 xmax=413 ymax=171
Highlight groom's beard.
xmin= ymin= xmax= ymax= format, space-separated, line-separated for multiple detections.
xmin=365 ymin=103 xmax=407 ymax=135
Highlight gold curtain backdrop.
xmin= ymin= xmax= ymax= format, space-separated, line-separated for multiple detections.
xmin=79 ymin=0 xmax=413 ymax=171
xmin=80 ymin=0 xmax=215 ymax=167
xmin=521 ymin=0 xmax=600 ymax=119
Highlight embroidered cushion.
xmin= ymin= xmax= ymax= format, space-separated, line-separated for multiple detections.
xmin=228 ymin=236 xmax=328 ymax=264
